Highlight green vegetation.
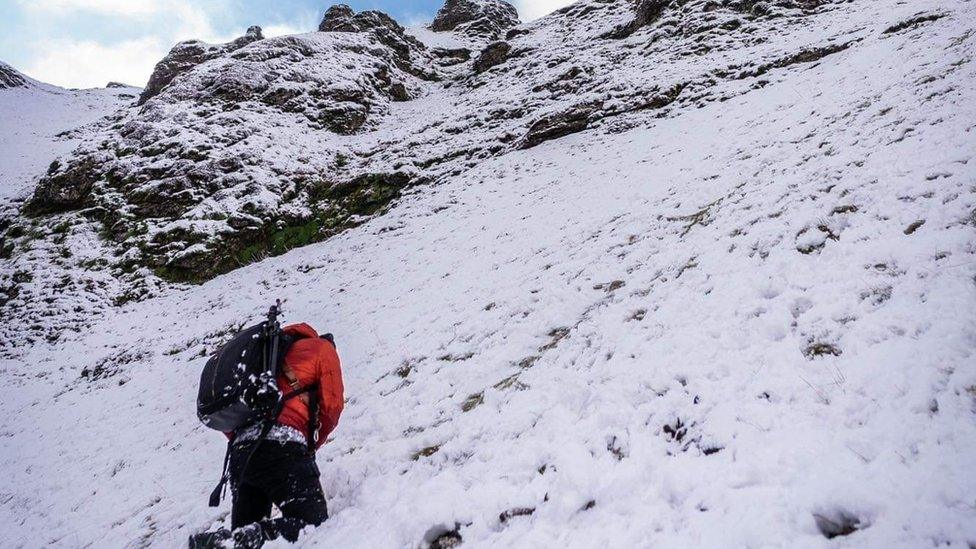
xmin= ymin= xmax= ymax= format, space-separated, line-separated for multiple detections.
xmin=152 ymin=172 xmax=415 ymax=284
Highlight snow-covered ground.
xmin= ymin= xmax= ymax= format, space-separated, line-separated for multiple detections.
xmin=1 ymin=1 xmax=975 ymax=548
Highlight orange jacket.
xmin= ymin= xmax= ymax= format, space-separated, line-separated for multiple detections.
xmin=276 ymin=323 xmax=344 ymax=449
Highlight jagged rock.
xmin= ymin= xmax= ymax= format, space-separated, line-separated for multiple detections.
xmin=27 ymin=27 xmax=432 ymax=281
xmin=431 ymin=47 xmax=472 ymax=66
xmin=0 ymin=62 xmax=27 ymax=89
xmin=318 ymin=4 xmax=357 ymax=31
xmin=25 ymin=157 xmax=103 ymax=215
xmin=605 ymin=0 xmax=671 ymax=39
xmin=138 ymin=26 xmax=264 ymax=104
xmin=431 ymin=0 xmax=520 ymax=39
xmin=520 ymin=102 xmax=603 ymax=149
xmin=474 ymin=41 xmax=511 ymax=73
xmin=105 ymin=82 xmax=132 ymax=89
xmin=423 ymin=523 xmax=464 ymax=549
xmin=318 ymin=4 xmax=430 ymax=77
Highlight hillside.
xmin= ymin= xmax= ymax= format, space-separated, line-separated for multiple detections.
xmin=1 ymin=0 xmax=975 ymax=547
xmin=0 ymin=62 xmax=138 ymax=202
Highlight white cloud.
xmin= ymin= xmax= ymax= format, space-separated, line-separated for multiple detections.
xmin=13 ymin=0 xmax=279 ymax=88
xmin=513 ymin=0 xmax=576 ymax=21
xmin=17 ymin=0 xmax=163 ymax=17
xmin=23 ymin=37 xmax=166 ymax=88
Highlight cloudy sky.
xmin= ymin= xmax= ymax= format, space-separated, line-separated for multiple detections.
xmin=0 ymin=0 xmax=574 ymax=89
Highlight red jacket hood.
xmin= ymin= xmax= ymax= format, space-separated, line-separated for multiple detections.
xmin=284 ymin=322 xmax=319 ymax=339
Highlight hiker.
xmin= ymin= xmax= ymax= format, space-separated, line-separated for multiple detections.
xmin=191 ymin=321 xmax=344 ymax=549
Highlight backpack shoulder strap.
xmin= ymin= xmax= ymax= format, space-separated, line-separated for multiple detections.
xmin=280 ymin=361 xmax=320 ymax=452
xmin=281 ymin=362 xmax=305 ymax=397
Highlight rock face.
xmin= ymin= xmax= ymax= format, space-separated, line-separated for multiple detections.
xmin=520 ymin=102 xmax=602 ymax=149
xmin=605 ymin=0 xmax=671 ymax=39
xmin=0 ymin=62 xmax=28 ymax=89
xmin=138 ymin=26 xmax=264 ymax=104
xmin=431 ymin=0 xmax=520 ymax=39
xmin=318 ymin=4 xmax=430 ymax=76
xmin=26 ymin=22 xmax=434 ymax=281
xmin=473 ymin=41 xmax=511 ymax=73
xmin=25 ymin=158 xmax=102 ymax=215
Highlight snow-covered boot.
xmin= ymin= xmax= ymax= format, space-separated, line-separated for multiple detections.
xmin=232 ymin=524 xmax=266 ymax=548
xmin=188 ymin=528 xmax=231 ymax=548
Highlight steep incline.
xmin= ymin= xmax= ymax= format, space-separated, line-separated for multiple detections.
xmin=0 ymin=63 xmax=138 ymax=201
xmin=0 ymin=65 xmax=141 ymax=356
xmin=1 ymin=0 xmax=975 ymax=547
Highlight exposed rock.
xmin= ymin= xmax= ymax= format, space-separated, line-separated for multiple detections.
xmin=605 ymin=0 xmax=671 ymax=39
xmin=431 ymin=0 xmax=520 ymax=39
xmin=152 ymin=171 xmax=416 ymax=282
xmin=423 ymin=523 xmax=463 ymax=549
xmin=520 ymin=102 xmax=603 ymax=149
xmin=736 ymin=42 xmax=852 ymax=79
xmin=814 ymin=511 xmax=865 ymax=539
xmin=474 ymin=41 xmax=511 ymax=73
xmin=318 ymin=4 xmax=357 ymax=31
xmin=26 ymin=29 xmax=432 ymax=281
xmin=882 ymin=13 xmax=945 ymax=34
xmin=431 ymin=47 xmax=472 ymax=66
xmin=318 ymin=4 xmax=430 ymax=77
xmin=389 ymin=82 xmax=410 ymax=101
xmin=138 ymin=26 xmax=264 ymax=104
xmin=105 ymin=82 xmax=132 ymax=89
xmin=25 ymin=157 xmax=103 ymax=215
xmin=499 ymin=507 xmax=536 ymax=524
xmin=0 ymin=62 xmax=28 ymax=89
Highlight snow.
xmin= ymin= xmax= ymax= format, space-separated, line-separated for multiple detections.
xmin=406 ymin=25 xmax=472 ymax=49
xmin=0 ymin=72 xmax=138 ymax=201
xmin=1 ymin=0 xmax=975 ymax=548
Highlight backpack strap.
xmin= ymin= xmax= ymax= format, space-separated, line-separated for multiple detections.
xmin=281 ymin=363 xmax=309 ymax=403
xmin=306 ymin=384 xmax=320 ymax=451
xmin=281 ymin=361 xmax=320 ymax=452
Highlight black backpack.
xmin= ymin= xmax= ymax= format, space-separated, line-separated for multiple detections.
xmin=197 ymin=306 xmax=291 ymax=432
xmin=198 ymin=301 xmax=318 ymax=507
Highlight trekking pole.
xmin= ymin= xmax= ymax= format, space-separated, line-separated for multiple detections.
xmin=267 ymin=299 xmax=282 ymax=377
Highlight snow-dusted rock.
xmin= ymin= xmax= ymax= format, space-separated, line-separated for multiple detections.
xmin=473 ymin=40 xmax=510 ymax=73
xmin=431 ymin=0 xmax=521 ymax=39
xmin=0 ymin=61 xmax=27 ymax=89
xmin=25 ymin=27 xmax=434 ymax=281
xmin=318 ymin=5 xmax=431 ymax=76
xmin=139 ymin=26 xmax=264 ymax=105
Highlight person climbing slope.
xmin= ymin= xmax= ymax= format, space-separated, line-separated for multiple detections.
xmin=191 ymin=306 xmax=344 ymax=549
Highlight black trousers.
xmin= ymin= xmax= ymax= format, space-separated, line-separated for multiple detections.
xmin=229 ymin=440 xmax=329 ymax=542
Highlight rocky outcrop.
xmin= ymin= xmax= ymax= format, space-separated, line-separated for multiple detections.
xmin=0 ymin=62 xmax=28 ymax=89
xmin=318 ymin=4 xmax=431 ymax=77
xmin=605 ymin=0 xmax=671 ymax=39
xmin=138 ymin=26 xmax=264 ymax=104
xmin=25 ymin=158 xmax=102 ymax=214
xmin=26 ymin=26 xmax=434 ymax=282
xmin=318 ymin=4 xmax=357 ymax=30
xmin=474 ymin=41 xmax=511 ymax=73
xmin=520 ymin=102 xmax=603 ymax=149
xmin=431 ymin=0 xmax=520 ymax=39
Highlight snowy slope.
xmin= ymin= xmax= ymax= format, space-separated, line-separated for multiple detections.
xmin=0 ymin=63 xmax=141 ymax=358
xmin=0 ymin=63 xmax=138 ymax=201
xmin=1 ymin=1 xmax=976 ymax=548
